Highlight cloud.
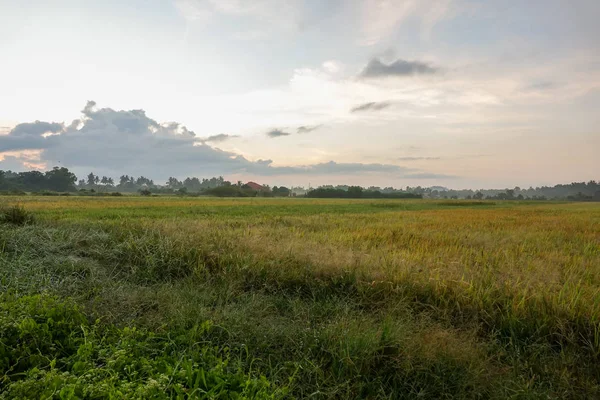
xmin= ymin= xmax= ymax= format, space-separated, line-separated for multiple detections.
xmin=350 ymin=101 xmax=391 ymax=113
xmin=322 ymin=61 xmax=341 ymax=74
xmin=397 ymin=156 xmax=440 ymax=161
xmin=403 ymin=172 xmax=455 ymax=179
xmin=359 ymin=58 xmax=438 ymax=79
xmin=296 ymin=125 xmax=322 ymax=134
xmin=360 ymin=0 xmax=456 ymax=45
xmin=266 ymin=129 xmax=291 ymax=138
xmin=0 ymin=102 xmax=452 ymax=181
xmin=204 ymin=133 xmax=240 ymax=142
xmin=0 ymin=121 xmax=65 ymax=152
xmin=10 ymin=121 xmax=64 ymax=137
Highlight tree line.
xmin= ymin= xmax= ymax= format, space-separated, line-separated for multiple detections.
xmin=306 ymin=187 xmax=422 ymax=199
xmin=0 ymin=167 xmax=598 ymax=201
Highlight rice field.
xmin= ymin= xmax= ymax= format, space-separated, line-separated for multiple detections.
xmin=1 ymin=196 xmax=599 ymax=398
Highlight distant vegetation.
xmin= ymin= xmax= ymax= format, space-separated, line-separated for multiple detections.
xmin=306 ymin=186 xmax=422 ymax=199
xmin=1 ymin=167 xmax=599 ymax=200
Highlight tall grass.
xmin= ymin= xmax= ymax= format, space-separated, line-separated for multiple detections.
xmin=1 ymin=197 xmax=599 ymax=398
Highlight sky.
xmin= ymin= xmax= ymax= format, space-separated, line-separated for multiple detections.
xmin=0 ymin=0 xmax=598 ymax=189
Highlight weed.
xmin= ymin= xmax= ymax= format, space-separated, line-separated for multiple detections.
xmin=0 ymin=204 xmax=34 ymax=225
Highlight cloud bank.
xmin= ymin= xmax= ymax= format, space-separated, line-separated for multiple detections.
xmin=0 ymin=102 xmax=453 ymax=181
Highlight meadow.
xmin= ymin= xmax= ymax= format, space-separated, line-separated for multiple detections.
xmin=1 ymin=196 xmax=599 ymax=398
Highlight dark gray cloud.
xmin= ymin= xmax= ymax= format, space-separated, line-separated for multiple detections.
xmin=397 ymin=156 xmax=440 ymax=161
xmin=204 ymin=133 xmax=240 ymax=142
xmin=0 ymin=102 xmax=453 ymax=181
xmin=351 ymin=101 xmax=391 ymax=113
xmin=10 ymin=121 xmax=64 ymax=137
xmin=266 ymin=129 xmax=291 ymax=138
xmin=359 ymin=58 xmax=437 ymax=79
xmin=297 ymin=125 xmax=322 ymax=134
xmin=0 ymin=121 xmax=65 ymax=152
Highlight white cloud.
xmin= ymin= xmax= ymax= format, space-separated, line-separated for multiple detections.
xmin=322 ymin=60 xmax=342 ymax=74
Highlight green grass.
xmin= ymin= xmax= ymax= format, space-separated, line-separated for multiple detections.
xmin=1 ymin=196 xmax=599 ymax=398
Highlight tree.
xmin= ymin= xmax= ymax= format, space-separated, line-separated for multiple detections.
xmin=272 ymin=186 xmax=290 ymax=197
xmin=44 ymin=167 xmax=77 ymax=192
xmin=473 ymin=191 xmax=484 ymax=200
xmin=347 ymin=186 xmax=363 ymax=198
xmin=166 ymin=177 xmax=182 ymax=189
xmin=19 ymin=171 xmax=46 ymax=190
xmin=87 ymin=173 xmax=96 ymax=186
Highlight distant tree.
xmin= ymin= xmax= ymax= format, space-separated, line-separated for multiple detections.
xmin=44 ymin=167 xmax=77 ymax=192
xmin=166 ymin=177 xmax=182 ymax=189
xmin=272 ymin=186 xmax=290 ymax=197
xmin=473 ymin=191 xmax=484 ymax=200
xmin=87 ymin=173 xmax=96 ymax=186
xmin=347 ymin=186 xmax=363 ymax=198
xmin=20 ymin=171 xmax=46 ymax=189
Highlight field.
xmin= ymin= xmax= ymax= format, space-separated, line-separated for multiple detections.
xmin=1 ymin=196 xmax=600 ymax=399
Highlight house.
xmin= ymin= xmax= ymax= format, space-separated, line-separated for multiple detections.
xmin=244 ymin=181 xmax=266 ymax=191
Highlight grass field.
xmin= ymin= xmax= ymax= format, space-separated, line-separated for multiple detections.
xmin=1 ymin=196 xmax=599 ymax=398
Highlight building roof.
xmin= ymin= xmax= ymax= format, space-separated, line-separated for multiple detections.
xmin=245 ymin=181 xmax=265 ymax=190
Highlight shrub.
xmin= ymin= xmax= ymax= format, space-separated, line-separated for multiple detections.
xmin=0 ymin=294 xmax=281 ymax=398
xmin=110 ymin=192 xmax=123 ymax=197
xmin=0 ymin=204 xmax=34 ymax=225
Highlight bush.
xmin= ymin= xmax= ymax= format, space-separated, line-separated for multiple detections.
xmin=0 ymin=204 xmax=34 ymax=225
xmin=0 ymin=294 xmax=281 ymax=398
xmin=204 ymin=186 xmax=255 ymax=197
xmin=0 ymin=189 xmax=28 ymax=196
xmin=110 ymin=192 xmax=123 ymax=197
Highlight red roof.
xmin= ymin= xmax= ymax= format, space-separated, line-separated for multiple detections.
xmin=245 ymin=181 xmax=265 ymax=190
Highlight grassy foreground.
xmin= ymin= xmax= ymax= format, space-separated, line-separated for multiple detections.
xmin=1 ymin=197 xmax=599 ymax=398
